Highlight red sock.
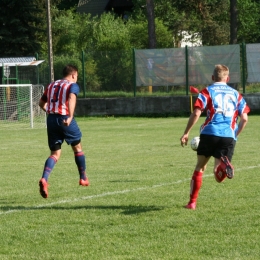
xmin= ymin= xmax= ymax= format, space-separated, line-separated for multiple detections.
xmin=189 ymin=171 xmax=203 ymax=204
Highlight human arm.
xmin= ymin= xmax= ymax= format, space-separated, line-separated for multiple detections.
xmin=180 ymin=108 xmax=202 ymax=147
xmin=63 ymin=93 xmax=77 ymax=126
xmin=39 ymin=87 xmax=48 ymax=112
xmin=236 ymin=112 xmax=248 ymax=138
xmin=235 ymin=95 xmax=250 ymax=138
xmin=39 ymin=98 xmax=47 ymax=112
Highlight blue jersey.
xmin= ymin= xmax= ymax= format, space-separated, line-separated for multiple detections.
xmin=194 ymin=82 xmax=250 ymax=139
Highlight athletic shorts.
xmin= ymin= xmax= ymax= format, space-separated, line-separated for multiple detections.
xmin=197 ymin=134 xmax=236 ymax=161
xmin=47 ymin=114 xmax=82 ymax=151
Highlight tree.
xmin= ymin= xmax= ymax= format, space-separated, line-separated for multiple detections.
xmin=153 ymin=0 xmax=260 ymax=46
xmin=57 ymin=0 xmax=78 ymax=10
xmin=127 ymin=18 xmax=173 ymax=48
xmin=52 ymin=8 xmax=85 ymax=55
xmin=237 ymin=0 xmax=260 ymax=43
xmin=146 ymin=0 xmax=156 ymax=48
xmin=199 ymin=0 xmax=230 ymax=45
xmin=153 ymin=0 xmax=230 ymax=46
xmin=230 ymin=0 xmax=238 ymax=44
xmin=0 ymin=0 xmax=44 ymax=57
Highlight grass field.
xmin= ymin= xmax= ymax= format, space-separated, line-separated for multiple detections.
xmin=1 ymin=116 xmax=260 ymax=260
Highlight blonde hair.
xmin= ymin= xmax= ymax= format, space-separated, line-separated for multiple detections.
xmin=213 ymin=64 xmax=229 ymax=82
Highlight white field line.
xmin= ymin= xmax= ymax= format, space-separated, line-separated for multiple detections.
xmin=0 ymin=165 xmax=259 ymax=215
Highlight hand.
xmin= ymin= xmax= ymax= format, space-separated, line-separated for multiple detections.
xmin=63 ymin=117 xmax=72 ymax=126
xmin=180 ymin=134 xmax=188 ymax=147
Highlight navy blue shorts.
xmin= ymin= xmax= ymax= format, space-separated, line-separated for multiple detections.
xmin=197 ymin=134 xmax=236 ymax=161
xmin=47 ymin=114 xmax=82 ymax=151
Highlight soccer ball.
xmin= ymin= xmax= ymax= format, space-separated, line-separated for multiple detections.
xmin=190 ymin=136 xmax=200 ymax=151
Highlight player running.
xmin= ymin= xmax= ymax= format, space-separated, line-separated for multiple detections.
xmin=180 ymin=64 xmax=250 ymax=210
xmin=38 ymin=64 xmax=89 ymax=198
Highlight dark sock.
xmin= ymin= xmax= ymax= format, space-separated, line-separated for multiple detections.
xmin=74 ymin=151 xmax=87 ymax=180
xmin=42 ymin=156 xmax=57 ymax=181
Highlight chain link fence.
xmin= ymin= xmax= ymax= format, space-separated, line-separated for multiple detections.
xmin=3 ymin=43 xmax=260 ymax=96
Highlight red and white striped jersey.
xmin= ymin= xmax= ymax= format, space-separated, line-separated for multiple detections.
xmin=41 ymin=79 xmax=80 ymax=115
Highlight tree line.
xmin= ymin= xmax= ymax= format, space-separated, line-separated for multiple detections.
xmin=0 ymin=0 xmax=260 ymax=58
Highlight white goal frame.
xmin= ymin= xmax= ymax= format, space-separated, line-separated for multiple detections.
xmin=0 ymin=84 xmax=46 ymax=128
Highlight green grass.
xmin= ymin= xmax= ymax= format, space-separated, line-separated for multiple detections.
xmin=78 ymin=84 xmax=260 ymax=98
xmin=78 ymin=89 xmax=188 ymax=98
xmin=1 ymin=116 xmax=260 ymax=259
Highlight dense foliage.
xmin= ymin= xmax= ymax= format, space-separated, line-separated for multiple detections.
xmin=0 ymin=0 xmax=43 ymax=56
xmin=1 ymin=0 xmax=260 ymax=90
xmin=1 ymin=0 xmax=260 ymax=58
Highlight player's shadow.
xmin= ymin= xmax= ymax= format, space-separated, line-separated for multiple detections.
xmin=0 ymin=205 xmax=165 ymax=215
xmin=55 ymin=205 xmax=166 ymax=215
xmin=109 ymin=180 xmax=140 ymax=183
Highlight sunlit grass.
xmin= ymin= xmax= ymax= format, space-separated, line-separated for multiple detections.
xmin=0 ymin=116 xmax=259 ymax=259
xmin=78 ymin=84 xmax=260 ymax=98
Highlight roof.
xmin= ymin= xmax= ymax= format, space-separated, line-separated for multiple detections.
xmin=108 ymin=0 xmax=133 ymax=7
xmin=77 ymin=0 xmax=133 ymax=16
xmin=77 ymin=0 xmax=109 ymax=16
xmin=0 ymin=57 xmax=44 ymax=67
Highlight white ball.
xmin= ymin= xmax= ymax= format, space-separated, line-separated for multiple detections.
xmin=190 ymin=136 xmax=200 ymax=151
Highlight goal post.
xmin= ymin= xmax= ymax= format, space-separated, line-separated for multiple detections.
xmin=0 ymin=84 xmax=46 ymax=128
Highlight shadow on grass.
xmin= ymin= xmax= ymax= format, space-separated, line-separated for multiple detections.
xmin=0 ymin=204 xmax=166 ymax=215
xmin=109 ymin=180 xmax=140 ymax=183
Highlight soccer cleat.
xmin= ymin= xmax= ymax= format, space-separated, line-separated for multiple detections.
xmin=39 ymin=178 xmax=48 ymax=198
xmin=214 ymin=169 xmax=227 ymax=183
xmin=220 ymin=156 xmax=234 ymax=179
xmin=185 ymin=202 xmax=196 ymax=210
xmin=79 ymin=178 xmax=90 ymax=186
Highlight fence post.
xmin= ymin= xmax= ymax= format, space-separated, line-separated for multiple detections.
xmin=16 ymin=65 xmax=19 ymax=84
xmin=82 ymin=50 xmax=86 ymax=98
xmin=185 ymin=45 xmax=189 ymax=96
xmin=132 ymin=48 xmax=136 ymax=97
xmin=35 ymin=53 xmax=40 ymax=84
xmin=46 ymin=0 xmax=54 ymax=82
xmin=241 ymin=42 xmax=246 ymax=94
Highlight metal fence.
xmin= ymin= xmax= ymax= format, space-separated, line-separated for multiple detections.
xmin=135 ymin=45 xmax=241 ymax=94
xmin=4 ymin=43 xmax=260 ymax=96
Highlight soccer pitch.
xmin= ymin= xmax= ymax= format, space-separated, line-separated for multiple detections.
xmin=1 ymin=116 xmax=259 ymax=259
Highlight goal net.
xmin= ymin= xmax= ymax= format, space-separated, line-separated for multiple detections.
xmin=0 ymin=84 xmax=46 ymax=128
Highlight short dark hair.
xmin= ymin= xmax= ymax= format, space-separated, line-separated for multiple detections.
xmin=62 ymin=64 xmax=78 ymax=77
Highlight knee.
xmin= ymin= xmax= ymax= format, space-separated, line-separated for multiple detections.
xmin=201 ymin=165 xmax=207 ymax=172
xmin=71 ymin=142 xmax=82 ymax=153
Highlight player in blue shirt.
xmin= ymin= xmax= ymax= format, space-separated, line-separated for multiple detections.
xmin=180 ymin=64 xmax=250 ymax=210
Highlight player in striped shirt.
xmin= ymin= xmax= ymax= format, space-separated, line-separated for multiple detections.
xmin=38 ymin=64 xmax=89 ymax=198
xmin=180 ymin=64 xmax=250 ymax=209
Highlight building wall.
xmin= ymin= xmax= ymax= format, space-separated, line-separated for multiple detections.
xmin=75 ymin=94 xmax=260 ymax=116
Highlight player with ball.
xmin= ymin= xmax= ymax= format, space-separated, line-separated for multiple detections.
xmin=180 ymin=64 xmax=250 ymax=210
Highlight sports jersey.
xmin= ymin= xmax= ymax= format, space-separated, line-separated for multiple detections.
xmin=194 ymin=82 xmax=250 ymax=139
xmin=41 ymin=79 xmax=80 ymax=115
